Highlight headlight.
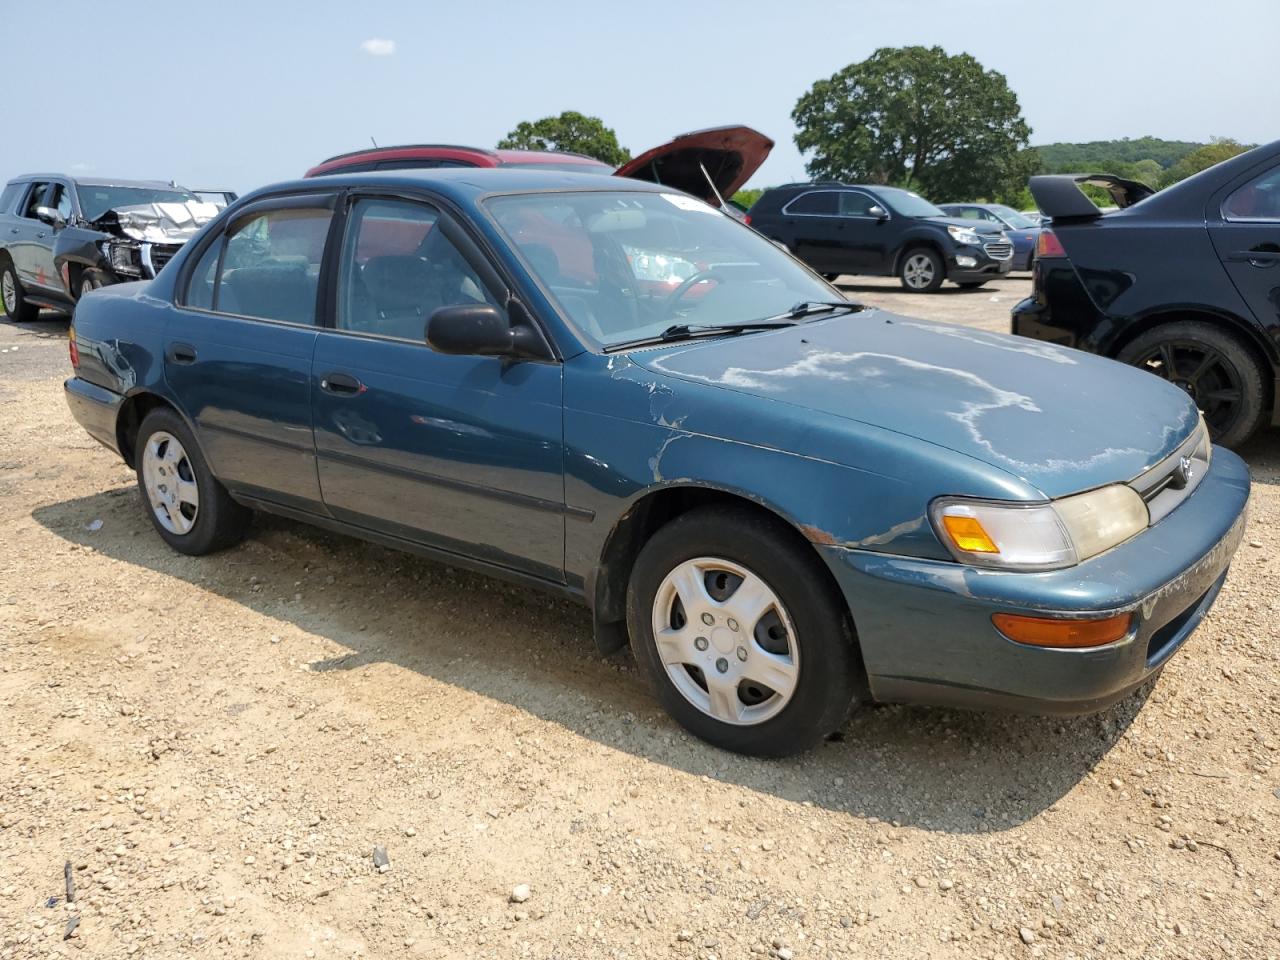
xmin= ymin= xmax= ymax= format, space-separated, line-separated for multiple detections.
xmin=947 ymin=225 xmax=982 ymax=246
xmin=105 ymin=240 xmax=142 ymax=277
xmin=932 ymin=485 xmax=1149 ymax=570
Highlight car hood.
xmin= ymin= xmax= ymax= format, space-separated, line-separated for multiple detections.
xmin=90 ymin=200 xmax=221 ymax=243
xmin=927 ymin=216 xmax=1007 ymax=234
xmin=615 ymin=125 xmax=773 ymax=204
xmin=630 ymin=311 xmax=1200 ymax=498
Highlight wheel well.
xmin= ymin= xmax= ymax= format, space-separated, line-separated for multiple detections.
xmin=116 ymin=392 xmax=177 ymax=468
xmin=894 ymin=241 xmax=943 ymax=275
xmin=1109 ymin=309 xmax=1276 ymax=411
xmin=590 ymin=487 xmax=864 ymax=681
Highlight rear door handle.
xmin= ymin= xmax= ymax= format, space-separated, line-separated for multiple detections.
xmin=320 ymin=371 xmax=365 ymax=395
xmin=166 ymin=342 xmax=197 ymax=364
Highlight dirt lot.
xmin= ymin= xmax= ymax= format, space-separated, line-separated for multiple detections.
xmin=2 ymin=284 xmax=1278 ymax=960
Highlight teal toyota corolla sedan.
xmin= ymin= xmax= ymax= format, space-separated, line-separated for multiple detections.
xmin=64 ymin=170 xmax=1250 ymax=756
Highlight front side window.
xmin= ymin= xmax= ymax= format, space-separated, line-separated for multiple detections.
xmin=487 ymin=190 xmax=835 ymax=349
xmin=20 ymin=182 xmax=50 ymax=219
xmin=336 ymin=198 xmax=497 ymax=340
xmin=838 ymin=192 xmax=877 ymax=217
xmin=1223 ymin=167 xmax=1280 ymax=221
xmin=785 ymin=191 xmax=838 ymax=215
xmin=193 ymin=205 xmax=333 ymax=323
xmin=49 ymin=184 xmax=73 ymax=220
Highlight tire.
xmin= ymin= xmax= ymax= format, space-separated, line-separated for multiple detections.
xmin=78 ymin=272 xmax=100 ymax=301
xmin=626 ymin=505 xmax=860 ymax=757
xmin=1116 ymin=320 xmax=1267 ymax=448
xmin=1 ymin=259 xmax=40 ymax=322
xmin=135 ymin=407 xmax=251 ymax=555
xmin=898 ymin=247 xmax=944 ymax=293
xmin=957 ymin=281 xmax=987 ymax=290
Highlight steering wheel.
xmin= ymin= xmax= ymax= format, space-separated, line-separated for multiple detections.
xmin=663 ymin=271 xmax=723 ymax=319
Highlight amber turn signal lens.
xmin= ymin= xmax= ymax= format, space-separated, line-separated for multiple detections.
xmin=992 ymin=612 xmax=1132 ymax=648
xmin=941 ymin=515 xmax=999 ymax=553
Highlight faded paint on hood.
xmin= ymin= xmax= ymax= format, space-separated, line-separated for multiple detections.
xmin=630 ymin=311 xmax=1200 ymax=498
xmin=93 ymin=200 xmax=221 ymax=243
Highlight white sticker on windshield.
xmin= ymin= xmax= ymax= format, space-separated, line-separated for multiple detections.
xmin=660 ymin=193 xmax=717 ymax=214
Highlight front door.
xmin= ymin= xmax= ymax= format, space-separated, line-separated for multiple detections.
xmin=1211 ymin=164 xmax=1280 ymax=327
xmin=10 ymin=181 xmax=52 ymax=290
xmin=836 ymin=190 xmax=891 ymax=273
xmin=164 ymin=194 xmax=337 ymax=512
xmin=311 ymin=194 xmax=565 ymax=581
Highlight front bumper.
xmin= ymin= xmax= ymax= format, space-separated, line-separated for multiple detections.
xmin=820 ymin=447 xmax=1250 ymax=714
xmin=948 ymin=245 xmax=1013 ymax=282
xmin=65 ymin=376 xmax=123 ymax=457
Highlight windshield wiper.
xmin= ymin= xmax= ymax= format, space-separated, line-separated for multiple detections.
xmin=755 ymin=300 xmax=864 ymax=323
xmin=604 ymin=320 xmax=796 ymax=353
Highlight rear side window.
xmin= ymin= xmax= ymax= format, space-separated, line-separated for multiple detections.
xmin=186 ymin=205 xmax=334 ymax=323
xmin=0 ymin=183 xmax=23 ymax=214
xmin=785 ymin=191 xmax=838 ymax=215
xmin=1223 ymin=167 xmax=1280 ymax=222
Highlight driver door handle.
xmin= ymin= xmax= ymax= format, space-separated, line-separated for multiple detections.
xmin=320 ymin=372 xmax=365 ymax=395
xmin=1230 ymin=247 xmax=1280 ymax=265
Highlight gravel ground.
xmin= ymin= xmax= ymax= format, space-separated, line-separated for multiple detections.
xmin=1 ymin=291 xmax=1278 ymax=960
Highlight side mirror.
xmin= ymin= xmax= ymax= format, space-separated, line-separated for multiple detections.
xmin=426 ymin=302 xmax=545 ymax=360
xmin=868 ymin=205 xmax=888 ymax=220
xmin=35 ymin=206 xmax=65 ymax=229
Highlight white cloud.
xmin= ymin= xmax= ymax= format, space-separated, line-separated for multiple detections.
xmin=359 ymin=38 xmax=395 ymax=57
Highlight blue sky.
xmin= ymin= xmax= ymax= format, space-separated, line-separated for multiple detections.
xmin=5 ymin=0 xmax=1276 ymax=194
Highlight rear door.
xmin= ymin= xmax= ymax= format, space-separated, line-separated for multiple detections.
xmin=779 ymin=190 xmax=847 ymax=272
xmin=310 ymin=193 xmax=565 ymax=581
xmin=165 ymin=193 xmax=337 ymax=512
xmin=1210 ymin=164 xmax=1280 ymax=326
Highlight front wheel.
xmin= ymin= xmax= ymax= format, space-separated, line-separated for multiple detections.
xmin=899 ymin=248 xmax=944 ymax=293
xmin=135 ymin=407 xmax=251 ymax=555
xmin=626 ymin=505 xmax=860 ymax=757
xmin=1116 ymin=321 xmax=1267 ymax=448
xmin=1 ymin=260 xmax=40 ymax=322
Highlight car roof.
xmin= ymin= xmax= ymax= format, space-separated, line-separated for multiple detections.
xmin=306 ymin=144 xmax=608 ymax=177
xmin=7 ymin=174 xmax=187 ymax=189
xmin=239 ymin=168 xmax=673 ymax=207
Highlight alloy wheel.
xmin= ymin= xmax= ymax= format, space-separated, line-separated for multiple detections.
xmin=903 ymin=253 xmax=935 ymax=290
xmin=1 ymin=270 xmax=15 ymax=314
xmin=650 ymin=557 xmax=799 ymax=725
xmin=1134 ymin=339 xmax=1244 ymax=438
xmin=141 ymin=431 xmax=200 ymax=535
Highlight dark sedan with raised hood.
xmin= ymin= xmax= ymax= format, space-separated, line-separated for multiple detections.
xmin=0 ymin=174 xmax=221 ymax=319
xmin=63 ymin=169 xmax=1249 ymax=756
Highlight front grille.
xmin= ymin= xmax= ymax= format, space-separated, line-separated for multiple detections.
xmin=983 ymin=240 xmax=1013 ymax=261
xmin=144 ymin=243 xmax=181 ymax=278
xmin=1129 ymin=426 xmax=1211 ymax=525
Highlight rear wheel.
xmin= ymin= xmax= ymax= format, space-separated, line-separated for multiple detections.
xmin=135 ymin=407 xmax=251 ymax=555
xmin=1 ymin=259 xmax=40 ymax=322
xmin=626 ymin=505 xmax=860 ymax=757
xmin=899 ymin=248 xmax=944 ymax=293
xmin=1116 ymin=321 xmax=1267 ymax=448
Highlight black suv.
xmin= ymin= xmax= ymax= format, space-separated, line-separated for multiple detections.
xmin=747 ymin=183 xmax=1013 ymax=292
xmin=0 ymin=175 xmax=223 ymax=321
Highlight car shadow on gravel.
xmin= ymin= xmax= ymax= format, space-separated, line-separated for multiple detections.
xmin=35 ymin=489 xmax=1152 ymax=835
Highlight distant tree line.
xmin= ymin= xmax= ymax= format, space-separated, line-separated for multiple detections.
xmin=498 ymin=51 xmax=1255 ymax=211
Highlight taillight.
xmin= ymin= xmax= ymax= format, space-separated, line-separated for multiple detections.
xmin=68 ymin=327 xmax=79 ymax=368
xmin=1036 ymin=229 xmax=1066 ymax=258
xmin=743 ymin=214 xmax=752 ymax=226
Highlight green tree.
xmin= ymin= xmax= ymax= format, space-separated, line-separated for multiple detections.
xmin=498 ymin=111 xmax=631 ymax=166
xmin=792 ymin=46 xmax=1032 ymax=202
xmin=1159 ymin=138 xmax=1251 ymax=188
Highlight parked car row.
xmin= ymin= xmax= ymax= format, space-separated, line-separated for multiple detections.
xmin=57 ymin=148 xmax=1253 ymax=756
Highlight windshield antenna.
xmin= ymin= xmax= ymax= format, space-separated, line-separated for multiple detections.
xmin=699 ymin=161 xmax=727 ymax=210
xmin=370 ymin=136 xmax=379 ymax=148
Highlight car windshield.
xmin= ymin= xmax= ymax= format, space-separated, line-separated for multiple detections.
xmin=486 ymin=190 xmax=835 ymax=349
xmin=989 ymin=205 xmax=1037 ymax=229
xmin=877 ymin=187 xmax=945 ymax=219
xmin=79 ymin=186 xmax=200 ymax=222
